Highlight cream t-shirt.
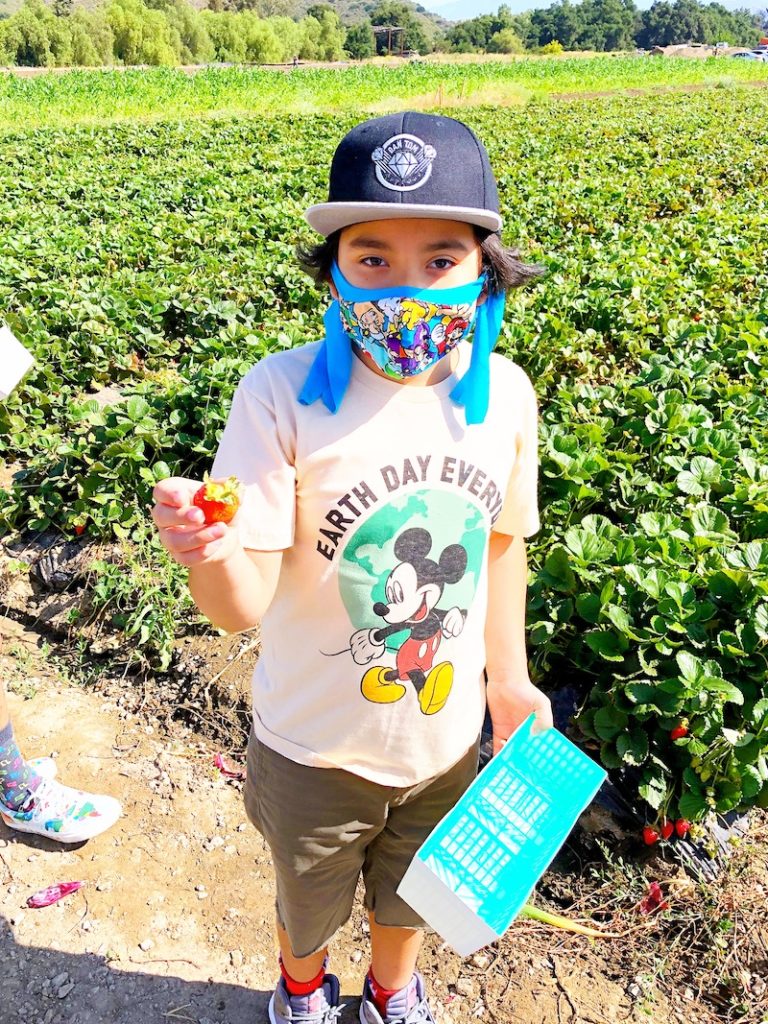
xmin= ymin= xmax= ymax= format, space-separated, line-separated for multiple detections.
xmin=211 ymin=341 xmax=540 ymax=787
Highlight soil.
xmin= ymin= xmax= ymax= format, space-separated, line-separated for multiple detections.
xmin=1 ymin=615 xmax=767 ymax=1024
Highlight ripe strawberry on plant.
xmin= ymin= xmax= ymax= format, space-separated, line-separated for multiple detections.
xmin=660 ymin=819 xmax=674 ymax=841
xmin=670 ymin=721 xmax=689 ymax=740
xmin=675 ymin=819 xmax=691 ymax=839
xmin=643 ymin=826 xmax=660 ymax=846
xmin=193 ymin=476 xmax=242 ymax=525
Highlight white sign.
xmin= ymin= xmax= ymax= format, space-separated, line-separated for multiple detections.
xmin=0 ymin=324 xmax=35 ymax=400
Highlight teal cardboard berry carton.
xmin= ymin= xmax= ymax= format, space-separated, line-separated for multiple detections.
xmin=397 ymin=714 xmax=606 ymax=955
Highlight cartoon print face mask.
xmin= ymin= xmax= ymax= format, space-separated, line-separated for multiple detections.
xmin=330 ymin=263 xmax=485 ymax=380
xmin=299 ymin=261 xmax=506 ymax=425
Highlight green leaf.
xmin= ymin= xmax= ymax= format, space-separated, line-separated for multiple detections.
xmin=576 ymin=592 xmax=601 ymax=623
xmin=593 ymin=705 xmax=629 ymax=741
xmin=564 ymin=526 xmax=614 ymax=564
xmin=585 ymin=630 xmax=629 ymax=661
xmin=599 ymin=741 xmax=623 ymax=770
xmin=676 ymin=651 xmax=703 ymax=685
xmin=638 ymin=770 xmax=668 ymax=811
xmin=701 ymin=676 xmax=744 ymax=705
xmin=741 ymin=766 xmax=763 ymax=801
xmin=677 ymin=456 xmax=720 ymax=496
xmin=750 ymin=698 xmax=768 ymax=731
xmin=678 ymin=790 xmax=708 ymax=820
xmin=542 ymin=546 xmax=576 ymax=592
xmin=617 ymin=727 xmax=649 ymax=766
xmin=688 ymin=505 xmax=732 ymax=539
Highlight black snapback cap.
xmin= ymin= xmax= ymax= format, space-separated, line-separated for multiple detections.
xmin=305 ymin=111 xmax=502 ymax=237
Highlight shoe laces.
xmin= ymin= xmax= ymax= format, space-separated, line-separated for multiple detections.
xmin=385 ymin=999 xmax=433 ymax=1024
xmin=289 ymin=1003 xmax=345 ymax=1024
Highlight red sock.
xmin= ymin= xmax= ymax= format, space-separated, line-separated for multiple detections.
xmin=367 ymin=969 xmax=401 ymax=1016
xmin=280 ymin=957 xmax=326 ymax=997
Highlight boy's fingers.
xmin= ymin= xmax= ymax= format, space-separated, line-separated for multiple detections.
xmin=177 ymin=542 xmax=229 ymax=567
xmin=152 ymin=503 xmax=204 ymax=529
xmin=152 ymin=477 xmax=200 ymax=508
xmin=163 ymin=524 xmax=227 ymax=555
xmin=530 ymin=698 xmax=554 ymax=735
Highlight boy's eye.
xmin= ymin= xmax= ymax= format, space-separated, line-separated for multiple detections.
xmin=361 ymin=256 xmax=387 ymax=267
xmin=430 ymin=258 xmax=455 ymax=270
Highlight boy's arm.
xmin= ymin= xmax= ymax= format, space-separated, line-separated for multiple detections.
xmin=153 ymin=478 xmax=282 ymax=633
xmin=188 ymin=548 xmax=282 ymax=633
xmin=485 ymin=531 xmax=552 ymax=754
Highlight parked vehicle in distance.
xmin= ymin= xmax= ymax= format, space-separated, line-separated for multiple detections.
xmin=731 ymin=50 xmax=765 ymax=60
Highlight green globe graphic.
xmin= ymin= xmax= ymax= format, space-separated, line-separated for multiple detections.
xmin=339 ymin=488 xmax=488 ymax=642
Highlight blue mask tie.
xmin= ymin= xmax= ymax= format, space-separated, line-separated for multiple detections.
xmin=298 ymin=263 xmax=505 ymax=424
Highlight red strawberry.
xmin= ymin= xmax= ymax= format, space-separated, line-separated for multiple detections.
xmin=660 ymin=819 xmax=674 ymax=841
xmin=193 ymin=476 xmax=242 ymax=525
xmin=670 ymin=723 xmax=689 ymax=740
xmin=74 ymin=524 xmax=86 ymax=536
xmin=675 ymin=818 xmax=691 ymax=839
xmin=643 ymin=826 xmax=660 ymax=846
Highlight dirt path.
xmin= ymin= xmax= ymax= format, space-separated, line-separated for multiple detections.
xmin=0 ymin=620 xmax=754 ymax=1024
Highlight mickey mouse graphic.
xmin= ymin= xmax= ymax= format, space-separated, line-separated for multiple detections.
xmin=349 ymin=527 xmax=467 ymax=716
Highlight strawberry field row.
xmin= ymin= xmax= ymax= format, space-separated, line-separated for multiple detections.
xmin=0 ymin=85 xmax=766 ymax=827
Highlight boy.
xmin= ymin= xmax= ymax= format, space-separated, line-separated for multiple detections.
xmin=153 ymin=112 xmax=552 ymax=1024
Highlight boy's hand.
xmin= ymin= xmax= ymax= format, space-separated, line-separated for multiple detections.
xmin=486 ymin=675 xmax=553 ymax=756
xmin=152 ymin=477 xmax=241 ymax=567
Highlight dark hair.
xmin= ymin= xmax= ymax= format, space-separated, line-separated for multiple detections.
xmin=296 ymin=227 xmax=543 ymax=295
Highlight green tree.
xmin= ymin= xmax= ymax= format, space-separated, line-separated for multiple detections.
xmin=636 ymin=0 xmax=756 ymax=46
xmin=240 ymin=10 xmax=283 ymax=60
xmin=487 ymin=26 xmax=524 ymax=51
xmin=368 ymin=0 xmax=429 ymax=54
xmin=68 ymin=9 xmax=115 ymax=65
xmin=305 ymin=2 xmax=333 ymax=19
xmin=106 ymin=0 xmax=179 ymax=64
xmin=445 ymin=4 xmax=530 ymax=52
xmin=165 ymin=0 xmax=215 ymax=61
xmin=200 ymin=10 xmax=247 ymax=60
xmin=345 ymin=18 xmax=375 ymax=58
xmin=7 ymin=0 xmax=55 ymax=66
xmin=315 ymin=8 xmax=345 ymax=58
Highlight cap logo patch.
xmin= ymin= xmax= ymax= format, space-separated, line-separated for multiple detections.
xmin=371 ymin=134 xmax=437 ymax=193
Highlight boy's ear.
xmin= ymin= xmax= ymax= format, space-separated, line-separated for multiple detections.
xmin=476 ymin=286 xmax=488 ymax=307
xmin=329 ymin=281 xmax=339 ymax=300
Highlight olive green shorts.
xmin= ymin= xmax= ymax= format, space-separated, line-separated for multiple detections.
xmin=244 ymin=730 xmax=479 ymax=958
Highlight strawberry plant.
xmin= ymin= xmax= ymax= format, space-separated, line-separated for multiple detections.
xmin=0 ymin=85 xmax=766 ymax=822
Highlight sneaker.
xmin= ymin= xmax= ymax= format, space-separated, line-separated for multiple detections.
xmin=0 ymin=776 xmax=122 ymax=843
xmin=269 ymin=973 xmax=343 ymax=1024
xmin=359 ymin=972 xmax=435 ymax=1024
xmin=27 ymin=757 xmax=58 ymax=780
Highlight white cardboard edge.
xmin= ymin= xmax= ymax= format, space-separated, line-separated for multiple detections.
xmin=0 ymin=324 xmax=35 ymax=399
xmin=397 ymin=856 xmax=498 ymax=957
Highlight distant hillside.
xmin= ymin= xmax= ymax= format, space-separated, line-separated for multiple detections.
xmin=420 ymin=0 xmax=765 ymax=15
xmin=0 ymin=0 xmax=449 ymax=26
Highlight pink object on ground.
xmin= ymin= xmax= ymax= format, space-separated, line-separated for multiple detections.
xmin=213 ymin=753 xmax=246 ymax=781
xmin=27 ymin=881 xmax=84 ymax=909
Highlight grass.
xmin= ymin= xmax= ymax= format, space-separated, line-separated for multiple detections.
xmin=1 ymin=57 xmax=768 ymax=129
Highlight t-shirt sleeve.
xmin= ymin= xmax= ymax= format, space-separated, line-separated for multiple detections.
xmin=492 ymin=367 xmax=541 ymax=538
xmin=211 ymin=367 xmax=297 ymax=551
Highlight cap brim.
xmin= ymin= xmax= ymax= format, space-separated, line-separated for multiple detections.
xmin=305 ymin=202 xmax=502 ymax=237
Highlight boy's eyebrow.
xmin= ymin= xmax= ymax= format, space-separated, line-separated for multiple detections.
xmin=347 ymin=238 xmax=391 ymax=250
xmin=346 ymin=237 xmax=472 ymax=252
